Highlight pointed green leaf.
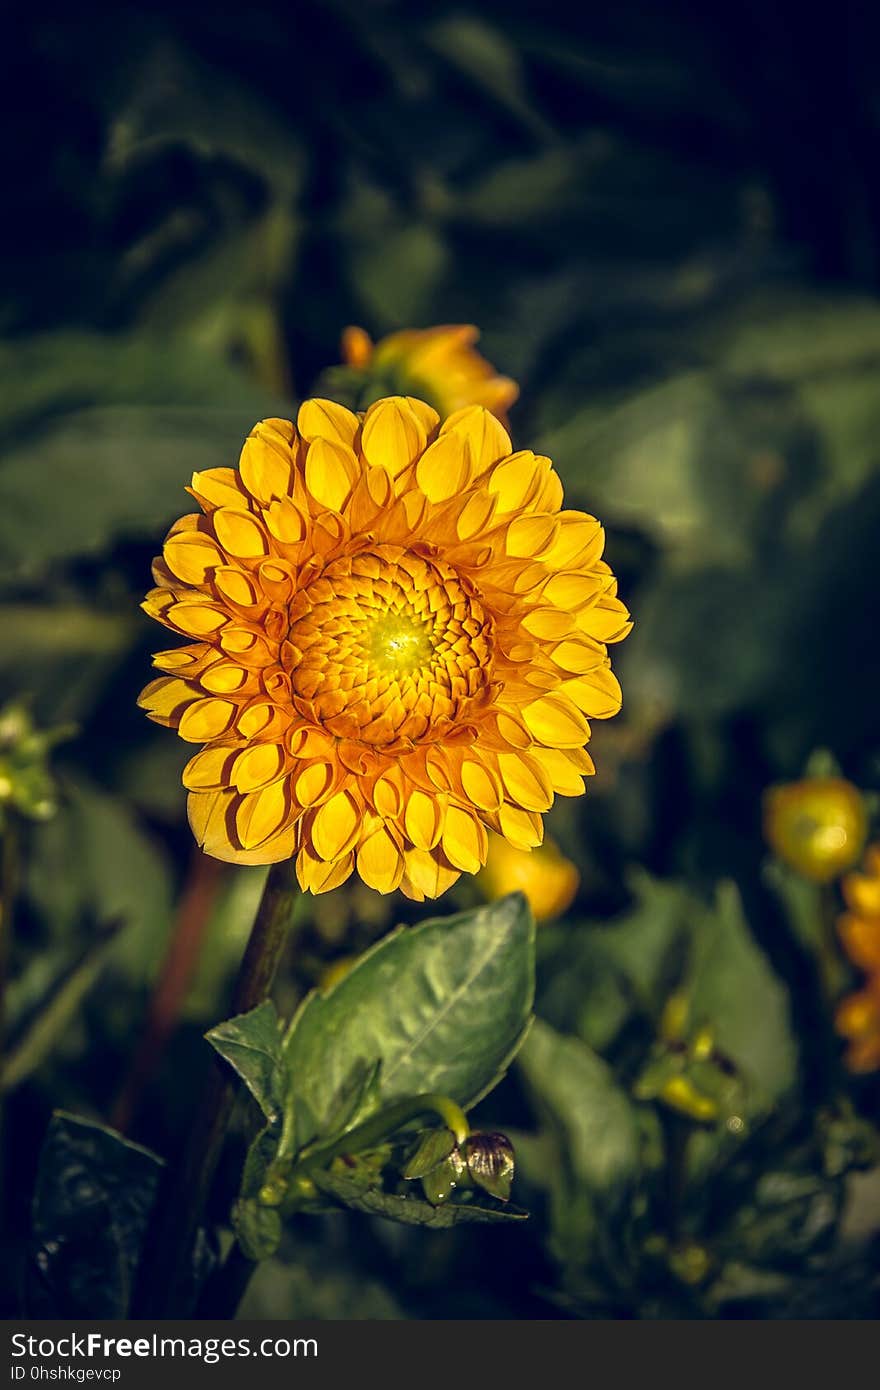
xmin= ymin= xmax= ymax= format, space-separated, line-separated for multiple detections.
xmin=283 ymin=894 xmax=535 ymax=1148
xmin=312 ymin=1169 xmax=528 ymax=1228
xmin=518 ymin=1019 xmax=642 ymax=1198
xmin=206 ymin=1000 xmax=285 ymax=1125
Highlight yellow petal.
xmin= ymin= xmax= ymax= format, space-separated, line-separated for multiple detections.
xmin=311 ymin=789 xmax=360 ymax=861
xmin=296 ymin=846 xmax=355 ymax=894
xmin=178 ymin=697 xmax=236 ymax=742
xmin=361 ymin=397 xmax=426 ymax=477
xmin=239 ymin=422 xmax=296 ymax=501
xmin=189 ymin=468 xmax=249 ymax=512
xmin=289 ymin=726 xmax=335 ymax=760
xmin=183 ymin=746 xmax=236 ymax=791
xmin=505 ymin=514 xmax=559 ymax=559
xmin=200 ymin=662 xmax=249 ymax=696
xmin=404 ymin=789 xmax=443 ymax=850
xmin=530 ymin=746 xmax=588 ymax=797
xmin=232 ymin=743 xmax=285 ymax=792
xmin=357 ymin=826 xmax=404 ymax=893
xmin=543 ymin=513 xmax=603 ymax=567
xmin=442 ymin=805 xmax=487 ymax=874
xmin=220 ymin=627 xmax=273 ymax=666
xmin=164 ymin=531 xmax=226 ymax=585
xmin=522 ymin=695 xmax=590 ymax=748
xmin=263 ymin=498 xmax=307 ymax=545
xmin=415 ymin=433 xmax=470 ymax=503
xmin=294 ymin=760 xmax=335 ymax=807
xmin=166 ymin=602 xmax=227 ymax=637
xmin=488 ymin=451 xmax=543 ymax=511
xmin=583 ymin=596 xmax=632 ymax=644
xmin=304 ymin=437 xmax=358 ymax=512
xmin=404 ymin=397 xmax=440 ymax=435
xmin=521 ymin=608 xmax=574 ymax=640
xmin=551 ymin=639 xmax=604 ymax=675
xmin=542 ymin=572 xmax=602 ymax=609
xmin=440 ymin=406 xmax=511 ymax=475
xmin=213 ymin=508 xmax=269 ymax=559
xmin=187 ymin=789 xmax=231 ymax=855
xmin=402 ymin=847 xmax=461 ymax=900
xmin=297 ymin=398 xmax=360 ymax=448
xmin=460 ymin=758 xmax=502 ymax=811
xmin=137 ymin=677 xmax=197 ymax=724
xmin=497 ymin=751 xmax=553 ymax=812
xmin=455 ymin=488 xmax=497 ymax=541
xmin=213 ymin=567 xmax=260 ymax=608
xmin=564 ymin=667 xmax=622 ymax=718
xmin=188 ymin=790 xmax=297 ymax=865
xmin=236 ymin=780 xmax=290 ymax=850
xmin=372 ymin=769 xmax=404 ymax=817
xmin=498 ymin=803 xmax=543 ymax=850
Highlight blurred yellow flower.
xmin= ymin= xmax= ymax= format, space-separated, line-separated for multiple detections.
xmin=139 ymin=398 xmax=630 ymax=897
xmin=341 ymin=324 xmax=518 ymax=421
xmin=480 ymin=835 xmax=579 ymax=921
xmin=835 ymin=843 xmax=880 ymax=1071
xmin=762 ymin=776 xmax=867 ymax=883
xmin=836 ymin=979 xmax=880 ymax=1073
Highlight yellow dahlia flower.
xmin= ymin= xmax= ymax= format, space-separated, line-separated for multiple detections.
xmin=341 ymin=324 xmax=518 ymax=421
xmin=138 ymin=397 xmax=630 ymax=898
xmin=762 ymin=776 xmax=867 ymax=883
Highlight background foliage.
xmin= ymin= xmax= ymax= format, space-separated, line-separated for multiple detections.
xmin=2 ymin=0 xmax=880 ymax=1318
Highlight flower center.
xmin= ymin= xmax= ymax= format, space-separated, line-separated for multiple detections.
xmin=368 ymin=611 xmax=434 ymax=676
xmin=285 ymin=545 xmax=493 ymax=746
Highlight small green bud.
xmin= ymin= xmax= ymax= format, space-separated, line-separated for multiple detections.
xmin=421 ymin=1147 xmax=466 ymax=1206
xmin=403 ymin=1127 xmax=457 ymax=1180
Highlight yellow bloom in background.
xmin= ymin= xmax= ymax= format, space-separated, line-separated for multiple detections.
xmin=762 ymin=776 xmax=867 ymax=883
xmin=340 ymin=324 xmax=519 ymax=421
xmin=480 ymin=835 xmax=579 ymax=921
xmin=836 ymin=980 xmax=880 ymax=1073
xmin=139 ymin=397 xmax=630 ymax=897
xmin=835 ymin=843 xmax=880 ymax=1071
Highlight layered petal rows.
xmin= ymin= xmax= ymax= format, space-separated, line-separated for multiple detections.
xmin=138 ymin=397 xmax=631 ymax=898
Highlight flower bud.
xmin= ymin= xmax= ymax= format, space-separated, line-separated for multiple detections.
xmin=420 ymin=1146 xmax=466 ymax=1206
xmin=402 ymin=1128 xmax=457 ymax=1180
xmin=763 ymin=777 xmax=867 ymax=883
xmin=480 ymin=836 xmax=579 ymax=922
xmin=463 ymin=1132 xmax=516 ymax=1202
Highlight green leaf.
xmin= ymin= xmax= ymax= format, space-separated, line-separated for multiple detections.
xmin=0 ymin=333 xmax=283 ymax=581
xmin=0 ymin=605 xmax=136 ymax=725
xmin=2 ymin=920 xmax=123 ymax=1092
xmin=106 ymin=42 xmax=303 ymax=199
xmin=518 ymin=1019 xmax=643 ymax=1200
xmin=282 ymin=893 xmax=535 ymax=1149
xmin=28 ymin=1113 xmax=163 ymax=1318
xmin=207 ymin=1000 xmax=285 ymax=1125
xmin=312 ymin=1168 xmax=528 ymax=1229
xmin=233 ymin=1199 xmax=283 ymax=1262
xmin=25 ymin=778 xmax=176 ymax=983
xmin=685 ymin=882 xmax=798 ymax=1119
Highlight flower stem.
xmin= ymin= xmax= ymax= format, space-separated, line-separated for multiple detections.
xmin=299 ymin=1092 xmax=471 ymax=1176
xmin=133 ymin=857 xmax=300 ymax=1317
